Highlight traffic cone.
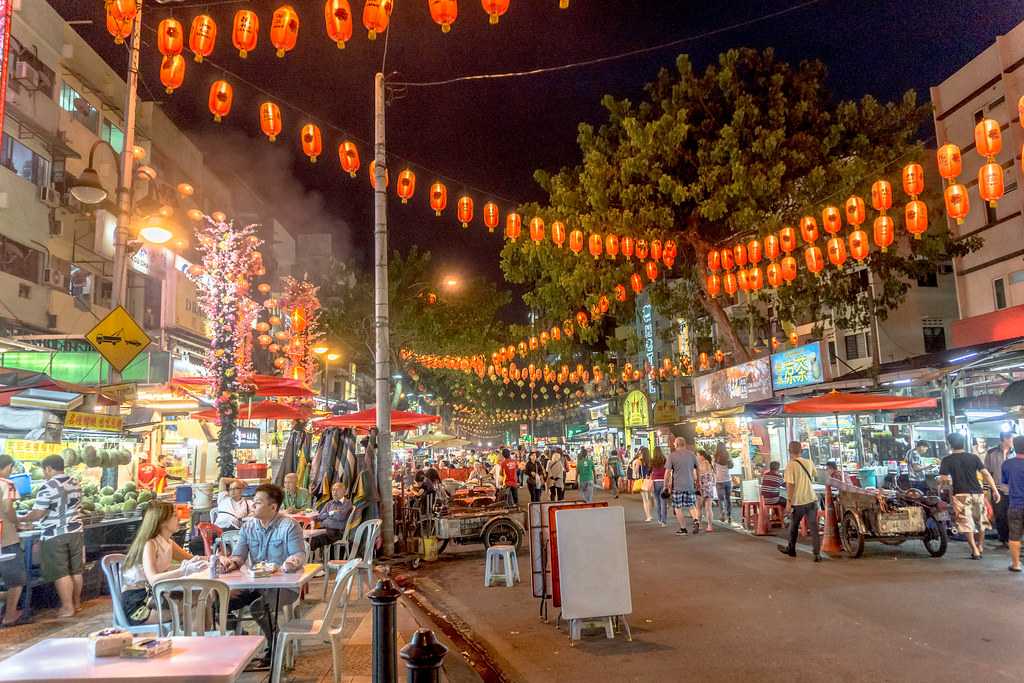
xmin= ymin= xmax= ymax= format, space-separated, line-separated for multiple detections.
xmin=822 ymin=484 xmax=842 ymax=555
xmin=755 ymin=497 xmax=770 ymax=536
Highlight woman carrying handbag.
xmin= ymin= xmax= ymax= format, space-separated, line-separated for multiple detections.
xmin=636 ymin=447 xmax=655 ymax=522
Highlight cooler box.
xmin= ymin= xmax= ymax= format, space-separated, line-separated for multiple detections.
xmin=10 ymin=473 xmax=31 ymax=496
xmin=236 ymin=463 xmax=268 ymax=480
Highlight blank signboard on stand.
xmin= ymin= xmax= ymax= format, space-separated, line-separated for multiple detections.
xmin=553 ymin=506 xmax=631 ymax=623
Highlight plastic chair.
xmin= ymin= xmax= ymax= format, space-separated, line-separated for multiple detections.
xmin=196 ymin=523 xmax=222 ymax=556
xmin=99 ymin=554 xmax=161 ymax=635
xmin=320 ymin=522 xmax=356 ymax=601
xmin=346 ymin=519 xmax=382 ymax=599
xmin=152 ymin=578 xmax=230 ymax=637
xmin=271 ymin=559 xmax=360 ymax=683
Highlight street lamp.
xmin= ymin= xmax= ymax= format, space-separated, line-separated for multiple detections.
xmin=313 ymin=345 xmax=330 ymax=355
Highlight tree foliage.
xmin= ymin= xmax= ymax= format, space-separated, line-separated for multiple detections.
xmin=502 ymin=48 xmax=978 ymax=361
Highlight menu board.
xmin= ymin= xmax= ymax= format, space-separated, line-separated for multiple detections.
xmin=693 ymin=357 xmax=772 ymax=413
xmin=771 ymin=342 xmax=828 ymax=391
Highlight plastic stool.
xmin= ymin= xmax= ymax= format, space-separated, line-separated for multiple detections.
xmin=741 ymin=501 xmax=760 ymax=530
xmin=484 ymin=545 xmax=519 ymax=587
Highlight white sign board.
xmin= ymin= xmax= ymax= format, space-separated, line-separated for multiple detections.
xmin=553 ymin=506 xmax=631 ymax=621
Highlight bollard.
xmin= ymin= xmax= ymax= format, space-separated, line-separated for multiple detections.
xmin=400 ymin=628 xmax=449 ymax=683
xmin=369 ymin=573 xmax=402 ymax=683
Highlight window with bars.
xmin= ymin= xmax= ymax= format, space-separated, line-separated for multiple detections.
xmin=844 ymin=332 xmax=871 ymax=360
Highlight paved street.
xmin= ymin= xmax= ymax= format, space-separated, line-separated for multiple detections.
xmin=410 ymin=488 xmax=1024 ymax=682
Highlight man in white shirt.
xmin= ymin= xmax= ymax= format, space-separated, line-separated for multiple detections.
xmin=213 ymin=477 xmax=253 ymax=530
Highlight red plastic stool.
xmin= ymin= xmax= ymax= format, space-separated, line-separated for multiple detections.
xmin=741 ymin=501 xmax=760 ymax=530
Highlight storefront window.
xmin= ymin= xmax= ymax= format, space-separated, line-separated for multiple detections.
xmin=100 ymin=119 xmax=125 ymax=155
xmin=59 ymin=82 xmax=99 ymax=133
xmin=0 ymin=133 xmax=50 ymax=187
xmin=0 ymin=236 xmax=43 ymax=283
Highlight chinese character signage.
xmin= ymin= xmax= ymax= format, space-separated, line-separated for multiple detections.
xmin=770 ymin=342 xmax=828 ymax=391
xmin=623 ymin=390 xmax=650 ymax=428
xmin=235 ymin=427 xmax=261 ymax=449
xmin=693 ymin=357 xmax=773 ymax=413
xmin=64 ymin=411 xmax=124 ymax=432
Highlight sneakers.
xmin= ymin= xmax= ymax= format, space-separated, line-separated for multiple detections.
xmin=675 ymin=527 xmax=688 ymax=535
xmin=658 ymin=521 xmax=666 ymax=527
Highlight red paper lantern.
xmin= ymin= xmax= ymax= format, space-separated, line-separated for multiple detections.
xmin=482 ymin=0 xmax=510 ymax=24
xmin=904 ymin=200 xmax=928 ymax=240
xmin=662 ymin=249 xmax=675 ymax=269
xmin=845 ymin=195 xmax=866 ymax=227
xmin=650 ymin=239 xmax=663 ymax=262
xmin=159 ymin=55 xmax=185 ymax=94
xmin=974 ymin=118 xmax=1002 ymax=159
xmin=270 ymin=5 xmax=300 ymax=58
xmin=107 ymin=10 xmax=132 ymax=44
xmin=736 ymin=268 xmax=750 ymax=292
xmin=645 ymin=260 xmax=659 ymax=282
xmin=849 ymin=229 xmax=869 ymax=261
xmin=747 ymin=266 xmax=764 ymax=291
xmin=396 ymin=169 xmax=416 ymax=203
xmin=457 ymin=196 xmax=473 ymax=227
xmin=598 ymin=295 xmax=610 ymax=315
xmin=747 ymin=238 xmax=763 ymax=264
xmin=779 ymin=226 xmax=797 ymax=254
xmin=363 ymin=0 xmax=393 ymax=39
xmin=780 ymin=256 xmax=798 ymax=284
xmin=902 ymin=163 xmax=924 ymax=198
xmin=733 ymin=242 xmax=748 ymax=268
xmin=944 ymin=183 xmax=970 ymax=224
xmin=635 ymin=240 xmax=649 ymax=260
xmin=430 ymin=0 xmax=459 ymax=33
xmin=551 ymin=220 xmax=566 ymax=247
xmin=799 ymin=216 xmax=819 ymax=243
xmin=339 ymin=141 xmax=360 ymax=177
xmin=723 ymin=272 xmax=738 ymax=296
xmin=108 ymin=0 xmax=138 ymax=23
xmin=871 ymin=180 xmax=893 ymax=214
xmin=588 ymin=233 xmax=603 ymax=259
xmin=821 ymin=206 xmax=842 ymax=235
xmin=529 ymin=217 xmax=545 ymax=244
xmin=873 ymin=215 xmax=895 ymax=252
xmin=720 ymin=248 xmax=735 ymax=271
xmin=605 ymin=233 xmax=619 ymax=259
xmin=483 ymin=202 xmax=500 ymax=232
xmin=157 ymin=18 xmax=184 ymax=56
xmin=766 ymin=262 xmax=783 ymax=288
xmin=707 ymin=249 xmax=721 ymax=272
xmin=232 ymin=10 xmax=259 ymax=57
xmin=324 ymin=0 xmax=353 ymax=49
xmin=301 ymin=123 xmax=322 ymax=162
xmin=505 ymin=212 xmax=522 ymax=241
xmin=259 ymin=102 xmax=282 ymax=142
xmin=189 ymin=14 xmax=217 ymax=62
xmin=936 ymin=144 xmax=962 ymax=180
xmin=804 ymin=246 xmax=824 ymax=275
xmin=569 ymin=229 xmax=584 ymax=254
xmin=621 ymin=236 xmax=635 ymax=260
xmin=664 ymin=239 xmax=677 ymax=260
xmin=429 ymin=182 xmax=448 ymax=216
xmin=614 ymin=284 xmax=627 ymax=301
xmin=979 ymin=162 xmax=1005 ymax=207
xmin=576 ymin=310 xmax=589 ymax=328
xmin=630 ymin=272 xmax=644 ymax=294
xmin=706 ymin=273 xmax=721 ymax=297
xmin=764 ymin=234 xmax=780 ymax=261
xmin=826 ymin=236 xmax=847 ymax=267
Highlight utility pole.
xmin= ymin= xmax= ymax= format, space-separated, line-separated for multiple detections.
xmin=373 ymin=73 xmax=394 ymax=556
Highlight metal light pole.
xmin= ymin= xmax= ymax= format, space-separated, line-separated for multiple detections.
xmin=373 ymin=72 xmax=394 ymax=556
xmin=111 ymin=1 xmax=142 ymax=310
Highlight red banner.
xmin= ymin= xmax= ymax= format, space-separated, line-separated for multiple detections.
xmin=0 ymin=0 xmax=12 ymax=134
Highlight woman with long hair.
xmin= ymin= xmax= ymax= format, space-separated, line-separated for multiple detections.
xmin=650 ymin=447 xmax=668 ymax=526
xmin=697 ymin=450 xmax=716 ymax=532
xmin=121 ymin=501 xmax=206 ymax=624
xmin=714 ymin=442 xmax=735 ymax=525
xmin=525 ymin=451 xmax=544 ymax=503
xmin=635 ymin=446 xmax=654 ymax=522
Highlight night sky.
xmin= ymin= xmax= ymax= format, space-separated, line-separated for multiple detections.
xmin=56 ymin=0 xmax=1024 ymax=300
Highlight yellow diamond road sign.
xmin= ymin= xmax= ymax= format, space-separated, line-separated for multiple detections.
xmin=85 ymin=305 xmax=152 ymax=373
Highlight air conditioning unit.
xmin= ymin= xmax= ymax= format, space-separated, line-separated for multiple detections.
xmin=14 ymin=62 xmax=39 ymax=90
xmin=39 ymin=184 xmax=61 ymax=207
xmin=43 ymin=267 xmax=66 ymax=290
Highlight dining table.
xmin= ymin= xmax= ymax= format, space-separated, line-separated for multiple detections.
xmin=0 ymin=635 xmax=265 ymax=683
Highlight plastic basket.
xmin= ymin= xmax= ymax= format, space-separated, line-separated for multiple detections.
xmin=10 ymin=473 xmax=31 ymax=496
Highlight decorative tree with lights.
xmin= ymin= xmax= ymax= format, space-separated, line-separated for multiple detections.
xmin=277 ymin=276 xmax=324 ymax=386
xmin=192 ymin=217 xmax=263 ymax=478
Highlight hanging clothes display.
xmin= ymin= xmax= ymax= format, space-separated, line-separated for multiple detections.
xmin=273 ymin=425 xmax=310 ymax=487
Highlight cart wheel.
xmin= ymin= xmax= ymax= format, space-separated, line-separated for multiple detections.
xmin=922 ymin=519 xmax=948 ymax=557
xmin=437 ymin=539 xmax=449 ymax=555
xmin=482 ymin=518 xmax=524 ymax=551
xmin=841 ymin=511 xmax=865 ymax=558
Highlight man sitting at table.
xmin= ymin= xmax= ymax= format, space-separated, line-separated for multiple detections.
xmin=218 ymin=483 xmax=305 ymax=668
xmin=309 ymin=482 xmax=353 ymax=556
xmin=760 ymin=461 xmax=787 ymax=508
xmin=281 ymin=473 xmax=311 ymax=513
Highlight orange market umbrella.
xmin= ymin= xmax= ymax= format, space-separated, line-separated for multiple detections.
xmin=782 ymin=390 xmax=937 ymax=415
xmin=314 ymin=407 xmax=440 ymax=431
xmin=191 ymin=400 xmax=312 ymax=423
xmin=171 ymin=374 xmax=315 ymax=398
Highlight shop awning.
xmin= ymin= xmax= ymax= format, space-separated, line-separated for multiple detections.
xmin=190 ymin=401 xmax=313 ymax=423
xmin=782 ymin=390 xmax=937 ymax=415
xmin=171 ymin=374 xmax=315 ymax=398
xmin=314 ymin=408 xmax=440 ymax=431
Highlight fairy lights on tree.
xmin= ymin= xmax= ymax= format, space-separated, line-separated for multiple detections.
xmin=192 ymin=216 xmax=263 ymax=478
xmin=277 ymin=276 xmax=324 ymax=386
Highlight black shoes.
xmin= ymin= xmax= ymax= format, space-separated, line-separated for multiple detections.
xmin=675 ymin=528 xmax=688 ymax=535
xmin=777 ymin=546 xmax=796 ymax=558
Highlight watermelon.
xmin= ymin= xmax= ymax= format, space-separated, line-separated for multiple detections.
xmin=62 ymin=448 xmax=78 ymax=468
xmin=80 ymin=500 xmax=95 ymax=512
xmin=100 ymin=486 xmax=115 ymax=496
xmin=112 ymin=492 xmax=124 ymax=504
xmin=29 ymin=466 xmax=43 ymax=480
xmin=117 ymin=450 xmax=132 ymax=466
xmin=122 ymin=500 xmax=137 ymax=512
xmin=122 ymin=481 xmax=137 ymax=493
xmin=137 ymin=491 xmax=154 ymax=503
xmin=83 ymin=446 xmax=99 ymax=468
xmin=83 ymin=484 xmax=99 ymax=497
xmin=99 ymin=495 xmax=116 ymax=507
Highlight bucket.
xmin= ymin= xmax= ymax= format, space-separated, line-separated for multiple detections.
xmin=422 ymin=536 xmax=440 ymax=562
xmin=9 ymin=473 xmax=31 ymax=496
xmin=858 ymin=467 xmax=877 ymax=489
xmin=175 ymin=485 xmax=193 ymax=503
xmin=192 ymin=483 xmax=215 ymax=509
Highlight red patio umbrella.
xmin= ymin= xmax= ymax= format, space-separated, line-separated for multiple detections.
xmin=191 ymin=400 xmax=312 ymax=423
xmin=314 ymin=407 xmax=440 ymax=431
xmin=783 ymin=390 xmax=937 ymax=415
xmin=171 ymin=373 xmax=315 ymax=398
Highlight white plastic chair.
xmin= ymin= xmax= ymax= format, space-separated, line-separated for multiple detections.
xmin=271 ymin=559 xmax=360 ymax=683
xmin=345 ymin=518 xmax=381 ymax=599
xmin=152 ymin=577 xmax=230 ymax=636
xmin=320 ymin=523 xmax=356 ymax=600
xmin=99 ymin=554 xmax=161 ymax=635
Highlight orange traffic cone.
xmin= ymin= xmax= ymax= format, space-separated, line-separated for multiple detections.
xmin=821 ymin=484 xmax=842 ymax=555
xmin=755 ymin=497 xmax=770 ymax=536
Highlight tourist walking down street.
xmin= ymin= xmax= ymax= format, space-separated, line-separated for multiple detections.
xmin=576 ymin=448 xmax=596 ymax=503
xmin=651 ymin=447 xmax=668 ymax=526
xmin=1003 ymin=435 xmax=1024 ymax=573
xmin=986 ymin=431 xmax=1015 ymax=547
xmin=779 ymin=441 xmax=821 ymax=562
xmin=546 ymin=450 xmax=566 ymax=501
xmin=697 ymin=451 xmax=716 ymax=532
xmin=635 ymin=447 xmax=654 ymax=522
xmin=714 ymin=443 xmax=734 ymax=525
xmin=525 ymin=451 xmax=544 ymax=503
xmin=940 ymin=432 xmax=1000 ymax=560
xmin=666 ymin=437 xmax=699 ymax=535
xmin=606 ymin=449 xmax=624 ymax=498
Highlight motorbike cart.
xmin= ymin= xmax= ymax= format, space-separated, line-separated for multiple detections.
xmin=834 ymin=487 xmax=949 ymax=558
xmin=426 ymin=484 xmax=527 ymax=555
